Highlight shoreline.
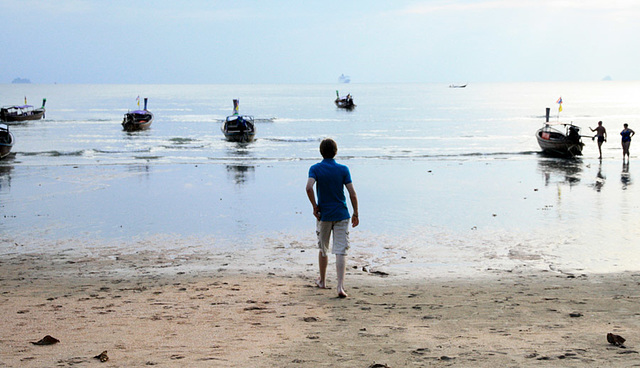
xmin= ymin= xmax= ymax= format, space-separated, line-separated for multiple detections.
xmin=1 ymin=249 xmax=639 ymax=367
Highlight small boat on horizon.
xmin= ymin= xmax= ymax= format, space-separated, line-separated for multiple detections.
xmin=339 ymin=74 xmax=351 ymax=83
xmin=0 ymin=98 xmax=46 ymax=122
xmin=221 ymin=99 xmax=256 ymax=143
xmin=0 ymin=124 xmax=15 ymax=159
xmin=122 ymin=97 xmax=153 ymax=132
xmin=335 ymin=90 xmax=355 ymax=109
xmin=536 ymin=108 xmax=584 ymax=157
xmin=449 ymin=84 xmax=467 ymax=88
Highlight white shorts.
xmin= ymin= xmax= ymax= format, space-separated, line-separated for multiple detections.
xmin=316 ymin=219 xmax=350 ymax=256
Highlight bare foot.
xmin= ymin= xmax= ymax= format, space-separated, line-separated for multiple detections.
xmin=315 ymin=279 xmax=328 ymax=289
xmin=338 ymin=290 xmax=348 ymax=298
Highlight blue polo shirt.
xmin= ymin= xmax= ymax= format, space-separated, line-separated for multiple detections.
xmin=308 ymin=158 xmax=352 ymax=222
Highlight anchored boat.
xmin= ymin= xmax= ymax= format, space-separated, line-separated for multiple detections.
xmin=0 ymin=98 xmax=46 ymax=122
xmin=335 ymin=91 xmax=355 ymax=109
xmin=536 ymin=107 xmax=584 ymax=157
xmin=221 ymin=99 xmax=255 ymax=143
xmin=122 ymin=97 xmax=153 ymax=131
xmin=0 ymin=124 xmax=15 ymax=159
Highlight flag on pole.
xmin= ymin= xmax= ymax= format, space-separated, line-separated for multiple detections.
xmin=24 ymin=96 xmax=27 ymax=105
xmin=136 ymin=96 xmax=140 ymax=108
xmin=556 ymin=97 xmax=563 ymax=112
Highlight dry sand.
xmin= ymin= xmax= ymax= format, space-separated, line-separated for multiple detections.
xmin=1 ymin=248 xmax=639 ymax=367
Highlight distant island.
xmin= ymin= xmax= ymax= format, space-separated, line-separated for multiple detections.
xmin=12 ymin=77 xmax=31 ymax=84
xmin=602 ymin=75 xmax=612 ymax=81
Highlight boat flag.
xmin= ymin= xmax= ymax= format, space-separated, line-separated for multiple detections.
xmin=136 ymin=96 xmax=140 ymax=108
xmin=24 ymin=96 xmax=27 ymax=105
xmin=557 ymin=97 xmax=563 ymax=112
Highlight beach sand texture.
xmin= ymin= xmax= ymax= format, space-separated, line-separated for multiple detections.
xmin=1 ymin=249 xmax=639 ymax=367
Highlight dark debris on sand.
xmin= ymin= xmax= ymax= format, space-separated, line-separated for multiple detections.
xmin=31 ymin=335 xmax=59 ymax=345
xmin=607 ymin=333 xmax=626 ymax=347
xmin=94 ymin=350 xmax=109 ymax=362
xmin=368 ymin=363 xmax=390 ymax=368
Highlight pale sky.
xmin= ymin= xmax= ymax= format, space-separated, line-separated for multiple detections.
xmin=1 ymin=0 xmax=639 ymax=84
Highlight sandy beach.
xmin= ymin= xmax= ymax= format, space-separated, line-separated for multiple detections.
xmin=2 ymin=82 xmax=640 ymax=367
xmin=1 ymin=246 xmax=639 ymax=368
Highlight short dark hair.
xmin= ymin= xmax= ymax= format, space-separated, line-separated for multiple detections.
xmin=319 ymin=138 xmax=337 ymax=159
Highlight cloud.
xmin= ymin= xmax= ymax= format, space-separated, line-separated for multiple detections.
xmin=394 ymin=0 xmax=640 ymax=15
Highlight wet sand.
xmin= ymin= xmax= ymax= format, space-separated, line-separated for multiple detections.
xmin=1 ymin=248 xmax=639 ymax=367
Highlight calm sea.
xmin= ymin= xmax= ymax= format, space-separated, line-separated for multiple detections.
xmin=1 ymin=82 xmax=639 ymax=276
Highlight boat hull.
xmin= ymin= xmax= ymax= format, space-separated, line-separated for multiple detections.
xmin=0 ymin=125 xmax=14 ymax=159
xmin=222 ymin=131 xmax=256 ymax=143
xmin=222 ymin=115 xmax=255 ymax=143
xmin=335 ymin=98 xmax=355 ymax=109
xmin=0 ymin=108 xmax=45 ymax=122
xmin=122 ymin=111 xmax=153 ymax=131
xmin=536 ymin=127 xmax=584 ymax=157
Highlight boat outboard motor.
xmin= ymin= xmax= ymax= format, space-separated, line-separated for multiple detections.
xmin=568 ymin=126 xmax=580 ymax=143
xmin=237 ymin=117 xmax=246 ymax=133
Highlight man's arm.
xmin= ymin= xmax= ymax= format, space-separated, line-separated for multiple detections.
xmin=345 ymin=182 xmax=359 ymax=227
xmin=306 ymin=177 xmax=320 ymax=220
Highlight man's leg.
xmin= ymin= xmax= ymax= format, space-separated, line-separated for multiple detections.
xmin=316 ymin=221 xmax=331 ymax=288
xmin=336 ymin=254 xmax=348 ymax=298
xmin=317 ymin=251 xmax=328 ymax=288
xmin=598 ymin=141 xmax=603 ymax=159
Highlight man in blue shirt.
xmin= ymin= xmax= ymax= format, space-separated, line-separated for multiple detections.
xmin=306 ymin=138 xmax=359 ymax=298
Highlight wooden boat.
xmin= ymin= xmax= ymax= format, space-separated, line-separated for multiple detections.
xmin=122 ymin=97 xmax=153 ymax=131
xmin=536 ymin=123 xmax=584 ymax=157
xmin=449 ymin=84 xmax=467 ymax=88
xmin=221 ymin=99 xmax=255 ymax=143
xmin=0 ymin=98 xmax=46 ymax=122
xmin=536 ymin=107 xmax=584 ymax=157
xmin=0 ymin=124 xmax=14 ymax=159
xmin=335 ymin=91 xmax=355 ymax=109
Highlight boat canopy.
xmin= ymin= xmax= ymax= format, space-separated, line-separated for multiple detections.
xmin=2 ymin=105 xmax=34 ymax=109
xmin=226 ymin=114 xmax=254 ymax=122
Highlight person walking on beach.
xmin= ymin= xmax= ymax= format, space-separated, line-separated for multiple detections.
xmin=590 ymin=121 xmax=607 ymax=159
xmin=621 ymin=123 xmax=635 ymax=162
xmin=306 ymin=138 xmax=359 ymax=298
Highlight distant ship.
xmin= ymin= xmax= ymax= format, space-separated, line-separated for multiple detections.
xmin=338 ymin=74 xmax=351 ymax=83
xmin=12 ymin=78 xmax=31 ymax=84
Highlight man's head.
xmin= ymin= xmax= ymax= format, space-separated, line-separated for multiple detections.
xmin=320 ymin=138 xmax=337 ymax=159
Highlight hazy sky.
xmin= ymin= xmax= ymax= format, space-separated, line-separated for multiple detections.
xmin=1 ymin=0 xmax=639 ymax=84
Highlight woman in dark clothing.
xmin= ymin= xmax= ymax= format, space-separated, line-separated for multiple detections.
xmin=620 ymin=123 xmax=635 ymax=162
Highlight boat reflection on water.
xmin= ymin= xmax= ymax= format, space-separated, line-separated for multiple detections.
xmin=621 ymin=162 xmax=632 ymax=189
xmin=127 ymin=164 xmax=151 ymax=180
xmin=537 ymin=158 xmax=583 ymax=187
xmin=0 ymin=164 xmax=13 ymax=192
xmin=226 ymin=165 xmax=254 ymax=185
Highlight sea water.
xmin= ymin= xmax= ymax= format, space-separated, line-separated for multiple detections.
xmin=1 ymin=82 xmax=639 ymax=276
